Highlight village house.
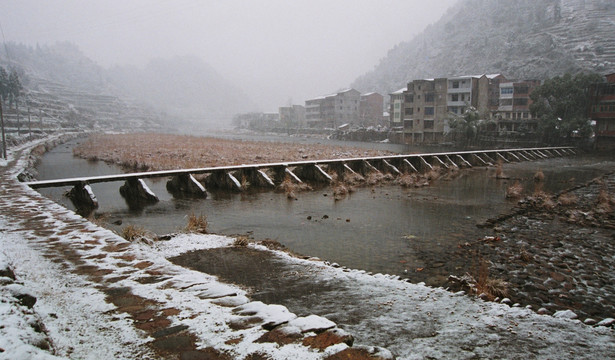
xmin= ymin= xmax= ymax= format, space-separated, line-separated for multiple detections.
xmin=279 ymin=105 xmax=306 ymax=129
xmin=305 ymin=89 xmax=361 ymax=128
xmin=359 ymin=92 xmax=384 ymax=127
xmin=589 ymin=73 xmax=615 ymax=149
xmin=494 ymin=80 xmax=541 ymax=134
xmin=403 ymin=78 xmax=448 ymax=144
xmin=390 ymin=74 xmax=506 ymax=144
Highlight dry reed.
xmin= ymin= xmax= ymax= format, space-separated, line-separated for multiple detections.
xmin=506 ymin=181 xmax=523 ymax=199
xmin=121 ymin=224 xmax=149 ymax=241
xmin=185 ymin=213 xmax=208 ymax=234
xmin=73 ymin=133 xmax=395 ymax=171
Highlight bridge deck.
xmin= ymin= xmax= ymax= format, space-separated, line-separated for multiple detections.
xmin=25 ymin=146 xmax=575 ymax=189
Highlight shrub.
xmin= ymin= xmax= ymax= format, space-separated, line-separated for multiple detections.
xmin=474 ymin=257 xmax=509 ymax=301
xmin=185 ymin=213 xmax=208 ymax=234
xmin=121 ymin=225 xmax=148 ymax=241
xmin=557 ymin=192 xmax=578 ymax=206
xmin=233 ymin=236 xmax=250 ymax=247
xmin=333 ymin=183 xmax=349 ymax=201
xmin=506 ymin=181 xmax=523 ymax=199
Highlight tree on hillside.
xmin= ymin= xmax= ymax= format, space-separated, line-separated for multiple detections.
xmin=7 ymin=69 xmax=23 ymax=108
xmin=530 ymin=72 xmax=604 ymax=144
xmin=0 ymin=67 xmax=8 ymax=102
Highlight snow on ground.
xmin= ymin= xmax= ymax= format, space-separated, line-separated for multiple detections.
xmin=1 ymin=135 xmax=614 ymax=359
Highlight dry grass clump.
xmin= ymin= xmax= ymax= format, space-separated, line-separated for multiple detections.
xmin=396 ymin=174 xmax=418 ymax=187
xmin=531 ymin=190 xmax=556 ymax=210
xmin=494 ymin=159 xmax=507 ymax=179
xmin=441 ymin=166 xmax=460 ymax=181
xmin=73 ymin=133 xmax=395 ymax=172
xmin=533 ymin=170 xmax=545 ymax=182
xmin=596 ymin=187 xmax=614 ymax=213
xmin=366 ymin=172 xmax=394 ymax=186
xmin=333 ymin=183 xmax=351 ymax=201
xmin=474 ymin=258 xmax=509 ymax=301
xmin=557 ymin=192 xmax=578 ymax=206
xmin=121 ymin=224 xmax=149 ymax=241
xmin=233 ymin=235 xmax=250 ymax=247
xmin=426 ymin=166 xmax=442 ymax=181
xmin=185 ymin=213 xmax=208 ymax=234
xmin=506 ymin=181 xmax=524 ymax=199
xmin=341 ymin=171 xmax=365 ymax=186
xmin=278 ymin=178 xmax=298 ymax=199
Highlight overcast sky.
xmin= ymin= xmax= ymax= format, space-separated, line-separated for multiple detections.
xmin=1 ymin=0 xmax=457 ymax=111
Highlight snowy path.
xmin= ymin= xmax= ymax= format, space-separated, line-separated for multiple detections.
xmin=1 ymin=137 xmax=614 ymax=359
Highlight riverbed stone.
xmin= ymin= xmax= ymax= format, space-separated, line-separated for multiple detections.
xmin=596 ymin=318 xmax=615 ymax=327
xmin=553 ymin=310 xmax=578 ymax=320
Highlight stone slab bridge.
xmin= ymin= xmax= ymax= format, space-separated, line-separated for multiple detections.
xmin=25 ymin=146 xmax=576 ymax=212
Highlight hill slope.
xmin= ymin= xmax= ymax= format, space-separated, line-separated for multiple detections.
xmin=0 ymin=43 xmax=255 ymax=127
xmin=353 ymin=0 xmax=615 ymax=94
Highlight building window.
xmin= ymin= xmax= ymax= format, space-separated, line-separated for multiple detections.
xmin=405 ymin=107 xmax=414 ymax=116
xmin=501 ymin=87 xmax=514 ymax=95
xmin=424 ymin=107 xmax=434 ymax=115
xmin=425 ymin=93 xmax=434 ymax=102
xmin=424 ymin=120 xmax=434 ymax=129
xmin=513 ymin=98 xmax=528 ymax=106
xmin=451 ymin=94 xmax=459 ymax=101
xmin=452 ymin=81 xmax=459 ymax=89
xmin=405 ymin=94 xmax=414 ymax=102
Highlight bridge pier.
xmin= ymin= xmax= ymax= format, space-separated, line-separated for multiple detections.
xmin=166 ymin=174 xmax=207 ymax=198
xmin=205 ymin=171 xmax=243 ymax=191
xmin=401 ymin=158 xmax=419 ymax=173
xmin=272 ymin=166 xmax=303 ymax=184
xmin=295 ymin=164 xmax=333 ymax=183
xmin=119 ymin=178 xmax=159 ymax=206
xmin=65 ymin=181 xmax=98 ymax=215
xmin=234 ymin=168 xmax=275 ymax=188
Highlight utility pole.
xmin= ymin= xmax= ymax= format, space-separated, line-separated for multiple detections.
xmin=16 ymin=100 xmax=20 ymax=135
xmin=1 ymin=100 xmax=6 ymax=159
xmin=27 ymin=104 xmax=31 ymax=139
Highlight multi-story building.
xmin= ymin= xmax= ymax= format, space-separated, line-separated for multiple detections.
xmin=359 ymin=92 xmax=384 ymax=127
xmin=495 ymin=80 xmax=541 ymax=134
xmin=446 ymin=75 xmax=479 ymax=116
xmin=589 ymin=73 xmax=615 ymax=149
xmin=279 ymin=105 xmax=306 ymax=129
xmin=305 ymin=88 xmax=361 ymax=128
xmin=389 ymin=87 xmax=406 ymax=129
xmin=403 ymin=78 xmax=448 ymax=144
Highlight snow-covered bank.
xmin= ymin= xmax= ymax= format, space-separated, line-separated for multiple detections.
xmin=1 ymin=135 xmax=614 ymax=359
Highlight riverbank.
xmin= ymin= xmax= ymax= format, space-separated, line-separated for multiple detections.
xmin=3 ymin=134 xmax=615 ymax=359
xmin=450 ymin=170 xmax=615 ymax=323
xmin=56 ymin=133 xmax=615 ymax=323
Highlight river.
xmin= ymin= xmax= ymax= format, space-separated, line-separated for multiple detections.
xmin=34 ymin=136 xmax=612 ymax=286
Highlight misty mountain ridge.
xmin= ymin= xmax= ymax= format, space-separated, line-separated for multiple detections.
xmin=107 ymin=56 xmax=257 ymax=123
xmin=353 ymin=0 xmax=615 ymax=94
xmin=0 ymin=42 xmax=256 ymax=125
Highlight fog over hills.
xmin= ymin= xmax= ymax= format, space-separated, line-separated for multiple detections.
xmin=0 ymin=42 xmax=256 ymax=127
xmin=352 ymin=0 xmax=615 ymax=94
xmin=106 ymin=56 xmax=257 ymax=124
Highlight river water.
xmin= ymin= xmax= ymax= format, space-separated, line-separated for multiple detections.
xmin=34 ymin=137 xmax=612 ymax=286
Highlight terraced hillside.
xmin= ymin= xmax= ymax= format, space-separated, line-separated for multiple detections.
xmin=353 ymin=0 xmax=615 ymax=94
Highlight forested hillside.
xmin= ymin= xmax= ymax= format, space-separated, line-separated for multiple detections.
xmin=353 ymin=0 xmax=615 ymax=94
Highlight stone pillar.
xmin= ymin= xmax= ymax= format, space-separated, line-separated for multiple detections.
xmin=166 ymin=174 xmax=207 ymax=198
